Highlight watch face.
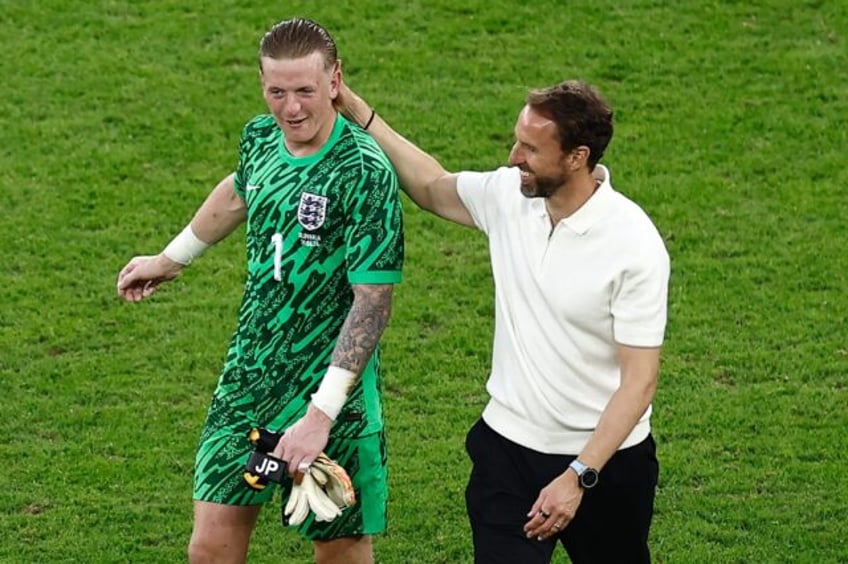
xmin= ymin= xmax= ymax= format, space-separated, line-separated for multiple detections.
xmin=580 ymin=469 xmax=599 ymax=489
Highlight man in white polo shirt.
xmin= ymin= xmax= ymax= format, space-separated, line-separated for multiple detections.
xmin=337 ymin=78 xmax=670 ymax=563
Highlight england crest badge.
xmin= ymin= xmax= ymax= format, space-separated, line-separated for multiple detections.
xmin=297 ymin=192 xmax=328 ymax=231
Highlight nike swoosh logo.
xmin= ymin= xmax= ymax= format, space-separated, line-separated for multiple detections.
xmin=246 ymin=184 xmax=261 ymax=191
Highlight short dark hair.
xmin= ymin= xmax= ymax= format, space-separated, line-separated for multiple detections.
xmin=526 ymin=80 xmax=614 ymax=169
xmin=258 ymin=18 xmax=338 ymax=70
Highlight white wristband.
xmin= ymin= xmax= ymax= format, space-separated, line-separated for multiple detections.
xmin=311 ymin=366 xmax=357 ymax=421
xmin=163 ymin=225 xmax=210 ymax=266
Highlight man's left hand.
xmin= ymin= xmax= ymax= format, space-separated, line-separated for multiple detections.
xmin=273 ymin=403 xmax=333 ymax=476
xmin=523 ymin=471 xmax=584 ymax=541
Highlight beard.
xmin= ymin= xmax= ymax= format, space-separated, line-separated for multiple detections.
xmin=518 ymin=167 xmax=567 ymax=199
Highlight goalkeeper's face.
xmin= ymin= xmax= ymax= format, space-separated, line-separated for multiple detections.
xmin=260 ymin=51 xmax=340 ymax=156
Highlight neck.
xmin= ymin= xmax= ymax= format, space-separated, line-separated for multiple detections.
xmin=545 ymin=172 xmax=600 ymax=224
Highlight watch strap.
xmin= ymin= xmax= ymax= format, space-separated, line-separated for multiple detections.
xmin=569 ymin=459 xmax=588 ymax=475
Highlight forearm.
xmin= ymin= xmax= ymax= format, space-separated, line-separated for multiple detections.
xmin=310 ymin=284 xmax=393 ymax=420
xmin=577 ymin=380 xmax=656 ymax=471
xmin=331 ymin=284 xmax=393 ymax=374
xmin=161 ymin=173 xmax=245 ymax=266
xmin=189 ymin=173 xmax=246 ymax=245
xmin=576 ymin=346 xmax=660 ymax=471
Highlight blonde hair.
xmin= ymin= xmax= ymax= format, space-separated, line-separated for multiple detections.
xmin=258 ymin=18 xmax=337 ymax=71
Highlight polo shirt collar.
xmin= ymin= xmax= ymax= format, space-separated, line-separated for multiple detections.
xmin=558 ymin=164 xmax=614 ymax=235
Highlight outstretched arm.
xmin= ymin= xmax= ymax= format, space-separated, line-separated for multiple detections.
xmin=275 ymin=284 xmax=394 ymax=473
xmin=336 ymin=81 xmax=475 ymax=227
xmin=116 ymin=174 xmax=245 ymax=302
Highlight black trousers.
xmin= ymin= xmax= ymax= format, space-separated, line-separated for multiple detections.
xmin=465 ymin=418 xmax=658 ymax=564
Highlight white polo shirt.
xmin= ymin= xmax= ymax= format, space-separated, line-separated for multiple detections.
xmin=456 ymin=165 xmax=670 ymax=454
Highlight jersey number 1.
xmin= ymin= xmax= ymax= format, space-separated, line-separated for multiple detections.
xmin=271 ymin=233 xmax=283 ymax=281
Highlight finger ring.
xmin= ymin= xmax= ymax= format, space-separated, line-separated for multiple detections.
xmin=297 ymin=462 xmax=311 ymax=472
xmin=540 ymin=510 xmax=550 ymax=518
xmin=552 ymin=523 xmax=562 ymax=530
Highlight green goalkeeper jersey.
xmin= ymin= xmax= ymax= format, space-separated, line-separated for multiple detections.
xmin=214 ymin=113 xmax=403 ymax=439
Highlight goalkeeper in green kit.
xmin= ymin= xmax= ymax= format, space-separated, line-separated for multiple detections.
xmin=116 ymin=17 xmax=403 ymax=564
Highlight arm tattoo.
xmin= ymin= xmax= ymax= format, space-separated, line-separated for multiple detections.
xmin=332 ymin=284 xmax=394 ymax=375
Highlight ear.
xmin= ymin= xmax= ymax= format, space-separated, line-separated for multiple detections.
xmin=569 ymin=146 xmax=590 ymax=171
xmin=329 ymin=60 xmax=341 ymax=100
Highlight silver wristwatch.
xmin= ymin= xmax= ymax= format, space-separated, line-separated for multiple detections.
xmin=568 ymin=459 xmax=599 ymax=489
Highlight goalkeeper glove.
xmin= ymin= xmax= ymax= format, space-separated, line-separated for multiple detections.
xmin=282 ymin=454 xmax=356 ymax=526
xmin=311 ymin=453 xmax=356 ymax=509
xmin=284 ymin=471 xmax=343 ymax=526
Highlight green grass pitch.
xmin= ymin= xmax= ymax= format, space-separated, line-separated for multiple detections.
xmin=1 ymin=1 xmax=846 ymax=562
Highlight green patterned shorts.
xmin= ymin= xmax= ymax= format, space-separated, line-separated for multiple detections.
xmin=193 ymin=404 xmax=388 ymax=541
